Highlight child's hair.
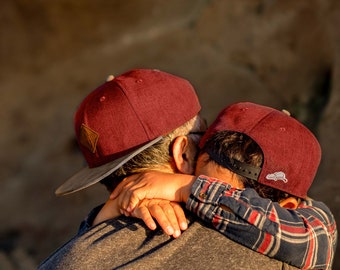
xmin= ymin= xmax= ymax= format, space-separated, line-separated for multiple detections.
xmin=202 ymin=130 xmax=298 ymax=203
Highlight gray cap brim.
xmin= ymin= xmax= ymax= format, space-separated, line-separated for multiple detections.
xmin=55 ymin=136 xmax=163 ymax=196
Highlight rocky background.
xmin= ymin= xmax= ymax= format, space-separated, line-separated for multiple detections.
xmin=1 ymin=0 xmax=339 ymax=269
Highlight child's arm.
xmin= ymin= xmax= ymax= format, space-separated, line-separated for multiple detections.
xmin=111 ymin=171 xmax=195 ymax=211
xmin=92 ymin=197 xmax=187 ymax=238
xmin=92 ymin=198 xmax=120 ymax=226
xmin=189 ymin=175 xmax=336 ymax=270
xmin=112 ymin=172 xmax=336 ymax=269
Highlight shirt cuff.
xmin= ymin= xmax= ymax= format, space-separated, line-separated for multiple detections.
xmin=186 ymin=175 xmax=231 ymax=213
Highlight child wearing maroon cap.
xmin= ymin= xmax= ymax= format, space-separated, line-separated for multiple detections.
xmin=111 ymin=102 xmax=337 ymax=269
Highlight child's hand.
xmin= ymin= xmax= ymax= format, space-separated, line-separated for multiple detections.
xmin=92 ymin=196 xmax=187 ymax=238
xmin=129 ymin=199 xmax=188 ymax=238
xmin=110 ymin=171 xmax=195 ymax=213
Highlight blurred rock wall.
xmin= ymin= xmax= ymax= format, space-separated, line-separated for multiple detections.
xmin=1 ymin=0 xmax=339 ymax=269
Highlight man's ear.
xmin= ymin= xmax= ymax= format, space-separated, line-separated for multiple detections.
xmin=279 ymin=197 xmax=299 ymax=209
xmin=171 ymin=135 xmax=197 ymax=175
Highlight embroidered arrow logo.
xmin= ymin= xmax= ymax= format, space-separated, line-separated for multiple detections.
xmin=79 ymin=123 xmax=99 ymax=153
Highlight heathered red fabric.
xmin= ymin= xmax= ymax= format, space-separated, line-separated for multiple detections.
xmin=199 ymin=102 xmax=321 ymax=198
xmin=75 ymin=69 xmax=201 ymax=168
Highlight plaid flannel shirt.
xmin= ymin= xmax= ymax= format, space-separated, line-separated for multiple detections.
xmin=186 ymin=175 xmax=337 ymax=269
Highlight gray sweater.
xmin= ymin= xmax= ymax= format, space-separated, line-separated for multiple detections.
xmin=38 ymin=213 xmax=298 ymax=270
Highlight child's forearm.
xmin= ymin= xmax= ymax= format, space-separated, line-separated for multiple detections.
xmin=186 ymin=175 xmax=336 ymax=269
xmin=111 ymin=171 xmax=196 ymax=212
xmin=92 ymin=199 xmax=120 ymax=226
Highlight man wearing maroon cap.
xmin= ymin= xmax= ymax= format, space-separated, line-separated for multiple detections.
xmin=38 ymin=70 xmax=297 ymax=269
xmin=113 ymin=102 xmax=337 ymax=269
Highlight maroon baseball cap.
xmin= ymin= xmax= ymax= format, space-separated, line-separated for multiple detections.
xmin=200 ymin=102 xmax=321 ymax=199
xmin=56 ymin=69 xmax=201 ymax=196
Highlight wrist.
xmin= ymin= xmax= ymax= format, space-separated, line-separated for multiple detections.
xmin=180 ymin=175 xmax=196 ymax=203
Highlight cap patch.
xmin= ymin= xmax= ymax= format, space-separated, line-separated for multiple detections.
xmin=265 ymin=171 xmax=288 ymax=183
xmin=79 ymin=123 xmax=99 ymax=153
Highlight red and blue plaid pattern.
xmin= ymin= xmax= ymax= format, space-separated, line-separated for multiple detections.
xmin=187 ymin=175 xmax=337 ymax=269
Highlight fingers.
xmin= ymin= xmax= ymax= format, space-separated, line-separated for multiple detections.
xmin=117 ymin=182 xmax=150 ymax=212
xmin=111 ymin=174 xmax=152 ymax=212
xmin=170 ymin=202 xmax=188 ymax=231
xmin=132 ymin=205 xmax=157 ymax=231
xmin=130 ymin=200 xmax=188 ymax=238
xmin=150 ymin=201 xmax=180 ymax=237
xmin=110 ymin=174 xmax=139 ymax=200
xmin=110 ymin=171 xmax=192 ymax=214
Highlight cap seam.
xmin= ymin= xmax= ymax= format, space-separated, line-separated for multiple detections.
xmin=116 ymin=80 xmax=151 ymax=140
xmin=247 ymin=110 xmax=274 ymax=135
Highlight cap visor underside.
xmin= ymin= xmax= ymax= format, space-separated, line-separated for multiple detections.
xmin=55 ymin=136 xmax=163 ymax=196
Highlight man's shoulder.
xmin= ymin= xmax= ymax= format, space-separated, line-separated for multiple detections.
xmin=182 ymin=217 xmax=299 ymax=269
xmin=39 ymin=215 xmax=298 ymax=270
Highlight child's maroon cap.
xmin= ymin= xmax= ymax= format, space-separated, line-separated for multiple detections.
xmin=200 ymin=102 xmax=321 ymax=199
xmin=56 ymin=69 xmax=201 ymax=196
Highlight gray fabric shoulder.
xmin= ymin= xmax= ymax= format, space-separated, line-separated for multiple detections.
xmin=38 ymin=214 xmax=299 ymax=270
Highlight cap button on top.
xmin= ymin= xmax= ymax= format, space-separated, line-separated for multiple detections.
xmin=282 ymin=109 xmax=291 ymax=116
xmin=106 ymin=75 xmax=115 ymax=82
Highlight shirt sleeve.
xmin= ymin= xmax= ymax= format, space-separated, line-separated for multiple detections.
xmin=186 ymin=175 xmax=337 ymax=270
